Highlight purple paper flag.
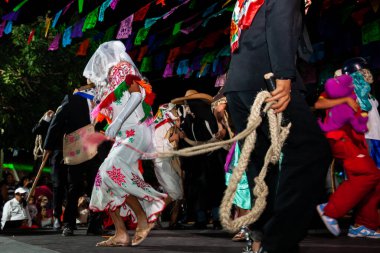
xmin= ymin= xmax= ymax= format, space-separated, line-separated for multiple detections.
xmin=48 ymin=34 xmax=61 ymax=51
xmin=71 ymin=19 xmax=84 ymax=38
xmin=163 ymin=63 xmax=174 ymax=78
xmin=116 ymin=14 xmax=133 ymax=39
xmin=2 ymin=11 xmax=19 ymax=21
xmin=180 ymin=20 xmax=202 ymax=34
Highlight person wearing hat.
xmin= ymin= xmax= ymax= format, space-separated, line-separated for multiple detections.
xmin=223 ymin=1 xmax=331 ymax=252
xmin=1 ymin=187 xmax=32 ymax=230
xmin=172 ymin=90 xmax=227 ymax=229
xmin=153 ymin=103 xmax=184 ymax=228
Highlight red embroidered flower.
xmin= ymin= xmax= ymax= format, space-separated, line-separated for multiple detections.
xmin=107 ymin=166 xmax=126 ymax=186
xmin=126 ymin=129 xmax=135 ymax=138
xmin=131 ymin=172 xmax=150 ymax=189
xmin=95 ymin=172 xmax=102 ymax=188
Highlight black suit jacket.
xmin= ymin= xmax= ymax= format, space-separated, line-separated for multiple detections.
xmin=44 ymin=94 xmax=91 ymax=151
xmin=224 ymin=0 xmax=305 ymax=93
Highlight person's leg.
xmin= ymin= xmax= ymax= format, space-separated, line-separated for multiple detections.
xmin=96 ymin=207 xmax=129 ymax=246
xmin=124 ymin=195 xmax=155 ymax=246
xmin=227 ymin=90 xmax=330 ymax=253
xmin=62 ymin=165 xmax=82 ymax=235
xmin=51 ymin=151 xmax=67 ymax=229
xmin=324 ymin=156 xmax=380 ymax=219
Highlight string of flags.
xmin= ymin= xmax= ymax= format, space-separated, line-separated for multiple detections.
xmin=1 ymin=0 xmax=233 ymax=79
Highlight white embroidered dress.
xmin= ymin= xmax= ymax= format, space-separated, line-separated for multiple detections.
xmin=89 ymin=62 xmax=166 ymax=223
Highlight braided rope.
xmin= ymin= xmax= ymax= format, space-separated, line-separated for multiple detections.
xmin=158 ymin=90 xmax=291 ymax=232
xmin=33 ymin=134 xmax=44 ymax=160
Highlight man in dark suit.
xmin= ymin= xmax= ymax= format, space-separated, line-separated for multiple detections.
xmin=44 ymin=84 xmax=104 ymax=236
xmin=224 ymin=1 xmax=331 ymax=253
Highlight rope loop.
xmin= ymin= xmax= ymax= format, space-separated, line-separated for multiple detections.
xmin=157 ymin=91 xmax=291 ymax=232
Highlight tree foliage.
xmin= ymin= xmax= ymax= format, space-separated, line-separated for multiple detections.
xmin=0 ymin=20 xmax=89 ymax=150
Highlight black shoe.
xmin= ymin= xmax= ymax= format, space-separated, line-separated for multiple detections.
xmin=62 ymin=226 xmax=74 ymax=236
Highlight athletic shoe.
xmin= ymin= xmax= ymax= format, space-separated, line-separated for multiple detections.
xmin=348 ymin=225 xmax=380 ymax=239
xmin=316 ymin=203 xmax=340 ymax=236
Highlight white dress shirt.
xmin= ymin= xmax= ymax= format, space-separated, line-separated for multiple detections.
xmin=1 ymin=198 xmax=31 ymax=229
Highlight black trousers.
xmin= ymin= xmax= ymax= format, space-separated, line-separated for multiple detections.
xmin=50 ymin=150 xmax=68 ymax=220
xmin=63 ymin=157 xmax=100 ymax=228
xmin=226 ymin=90 xmax=331 ymax=253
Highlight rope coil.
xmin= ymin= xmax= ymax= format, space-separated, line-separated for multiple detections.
xmin=157 ymin=90 xmax=291 ymax=232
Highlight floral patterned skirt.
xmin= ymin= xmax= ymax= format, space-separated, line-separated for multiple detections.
xmin=89 ymin=122 xmax=167 ymax=222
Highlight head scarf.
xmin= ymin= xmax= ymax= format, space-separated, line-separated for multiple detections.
xmin=83 ymin=40 xmax=140 ymax=102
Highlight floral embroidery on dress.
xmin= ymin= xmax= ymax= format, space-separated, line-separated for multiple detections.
xmin=95 ymin=172 xmax=102 ymax=188
xmin=131 ymin=172 xmax=150 ymax=189
xmin=107 ymin=166 xmax=127 ymax=186
xmin=126 ymin=129 xmax=135 ymax=137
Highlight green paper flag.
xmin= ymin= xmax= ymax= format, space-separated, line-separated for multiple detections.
xmin=201 ymin=51 xmax=217 ymax=64
xmin=140 ymin=57 xmax=153 ymax=72
xmin=13 ymin=0 xmax=29 ymax=12
xmin=362 ymin=19 xmax=380 ymax=45
xmin=173 ymin=21 xmax=182 ymax=35
xmin=103 ymin=25 xmax=116 ymax=42
xmin=82 ymin=7 xmax=99 ymax=32
xmin=79 ymin=0 xmax=84 ymax=13
xmin=134 ymin=27 xmax=150 ymax=46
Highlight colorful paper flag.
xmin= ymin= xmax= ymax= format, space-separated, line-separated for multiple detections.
xmin=362 ymin=19 xmax=380 ymax=45
xmin=103 ymin=25 xmax=116 ymax=42
xmin=137 ymin=46 xmax=148 ymax=62
xmin=99 ymin=0 xmax=112 ymax=22
xmin=62 ymin=26 xmax=72 ymax=47
xmin=44 ymin=17 xmax=52 ymax=38
xmin=4 ymin=20 xmax=12 ymax=34
xmin=156 ymin=0 xmax=166 ymax=7
xmin=78 ymin=0 xmax=84 ymax=13
xmin=52 ymin=10 xmax=63 ymax=28
xmin=71 ymin=19 xmax=84 ymax=38
xmin=76 ymin=39 xmax=90 ymax=56
xmin=134 ymin=3 xmax=151 ymax=21
xmin=0 ymin=20 xmax=6 ymax=38
xmin=163 ymin=63 xmax=174 ymax=78
xmin=116 ymin=14 xmax=133 ymax=39
xmin=173 ymin=21 xmax=182 ymax=35
xmin=110 ymin=0 xmax=120 ymax=10
xmin=83 ymin=7 xmax=99 ymax=32
xmin=140 ymin=57 xmax=153 ymax=72
xmin=48 ymin=33 xmax=61 ymax=51
xmin=167 ymin=47 xmax=180 ymax=63
xmin=13 ymin=0 xmax=28 ymax=12
xmin=27 ymin=29 xmax=35 ymax=44
xmin=63 ymin=1 xmax=74 ymax=15
xmin=145 ymin=16 xmax=161 ymax=28
xmin=134 ymin=27 xmax=150 ymax=46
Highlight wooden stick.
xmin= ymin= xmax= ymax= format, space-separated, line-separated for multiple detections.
xmin=27 ymin=152 xmax=49 ymax=201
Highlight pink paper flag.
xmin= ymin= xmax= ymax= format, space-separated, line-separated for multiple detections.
xmin=0 ymin=20 xmax=6 ymax=38
xmin=116 ymin=14 xmax=133 ymax=39
xmin=110 ymin=0 xmax=120 ymax=10
xmin=63 ymin=1 xmax=74 ymax=15
xmin=48 ymin=34 xmax=61 ymax=51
